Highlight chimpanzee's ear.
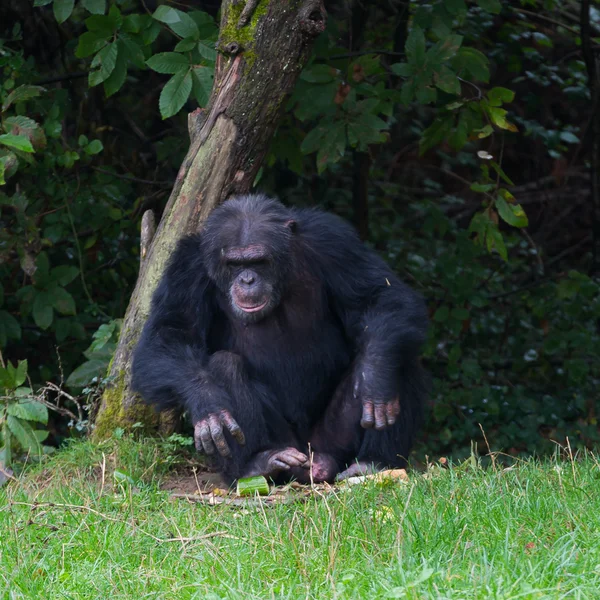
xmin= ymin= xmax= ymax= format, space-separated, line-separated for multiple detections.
xmin=285 ymin=219 xmax=298 ymax=234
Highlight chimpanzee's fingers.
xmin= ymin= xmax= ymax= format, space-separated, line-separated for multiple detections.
xmin=374 ymin=404 xmax=387 ymax=430
xmin=282 ymin=448 xmax=308 ymax=466
xmin=209 ymin=414 xmax=230 ymax=457
xmin=220 ymin=410 xmax=246 ymax=445
xmin=195 ymin=420 xmax=214 ymax=455
xmin=392 ymin=397 xmax=401 ymax=418
xmin=360 ymin=400 xmax=375 ymax=428
xmin=272 ymin=459 xmax=291 ymax=470
xmin=385 ymin=400 xmax=399 ymax=425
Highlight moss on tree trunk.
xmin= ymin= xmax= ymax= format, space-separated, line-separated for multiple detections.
xmin=93 ymin=0 xmax=327 ymax=439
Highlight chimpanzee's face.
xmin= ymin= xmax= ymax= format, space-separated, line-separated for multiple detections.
xmin=222 ymin=245 xmax=280 ymax=323
xmin=202 ymin=197 xmax=297 ymax=324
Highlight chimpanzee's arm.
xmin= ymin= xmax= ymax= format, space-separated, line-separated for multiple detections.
xmin=131 ymin=235 xmax=244 ymax=455
xmin=299 ymin=210 xmax=428 ymax=430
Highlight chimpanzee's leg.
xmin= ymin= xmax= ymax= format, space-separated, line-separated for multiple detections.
xmin=308 ymin=360 xmax=427 ymax=481
xmin=206 ymin=351 xmax=308 ymax=483
xmin=346 ymin=359 xmax=426 ymax=478
xmin=302 ymin=373 xmax=363 ymax=482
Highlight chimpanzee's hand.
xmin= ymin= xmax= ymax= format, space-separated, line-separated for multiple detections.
xmin=352 ymin=367 xmax=400 ymax=431
xmin=194 ymin=409 xmax=245 ymax=458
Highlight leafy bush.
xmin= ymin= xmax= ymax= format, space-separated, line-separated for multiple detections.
xmin=0 ymin=360 xmax=49 ymax=467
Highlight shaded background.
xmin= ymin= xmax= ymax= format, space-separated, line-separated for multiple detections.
xmin=1 ymin=0 xmax=598 ymax=462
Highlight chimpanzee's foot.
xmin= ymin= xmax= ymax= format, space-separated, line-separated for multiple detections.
xmin=336 ymin=461 xmax=382 ymax=481
xmin=290 ymin=452 xmax=339 ymax=484
xmin=241 ymin=447 xmax=308 ymax=479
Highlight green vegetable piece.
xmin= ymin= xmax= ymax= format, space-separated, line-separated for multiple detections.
xmin=236 ymin=476 xmax=269 ymax=496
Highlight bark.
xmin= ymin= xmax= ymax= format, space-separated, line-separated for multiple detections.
xmin=93 ymin=0 xmax=327 ymax=439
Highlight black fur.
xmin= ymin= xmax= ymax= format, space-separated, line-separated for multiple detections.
xmin=131 ymin=194 xmax=428 ymax=482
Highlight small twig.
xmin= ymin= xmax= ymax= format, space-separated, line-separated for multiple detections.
xmin=35 ymin=71 xmax=88 ymax=85
xmin=510 ymin=7 xmax=585 ymax=38
xmin=64 ymin=175 xmax=109 ymax=318
xmin=91 ymin=167 xmax=172 ymax=187
xmin=237 ymin=0 xmax=259 ymax=27
xmin=330 ymin=49 xmax=405 ymax=60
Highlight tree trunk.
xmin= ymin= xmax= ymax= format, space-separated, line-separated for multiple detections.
xmin=93 ymin=0 xmax=327 ymax=439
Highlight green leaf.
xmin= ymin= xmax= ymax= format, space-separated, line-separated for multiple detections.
xmin=152 ymin=6 xmax=199 ymax=39
xmin=35 ymin=252 xmax=50 ymax=279
xmin=0 ymin=283 xmax=3 ymax=306
xmin=0 ymin=150 xmax=18 ymax=183
xmin=451 ymin=307 xmax=470 ymax=321
xmin=85 ymin=9 xmax=121 ymax=36
xmin=34 ymin=0 xmax=53 ymax=5
xmin=490 ymin=162 xmax=514 ymax=185
xmin=430 ymin=35 xmax=463 ymax=62
xmin=2 ymin=85 xmax=45 ymax=112
xmin=76 ymin=32 xmax=107 ymax=59
xmin=444 ymin=0 xmax=467 ymax=16
xmin=7 ymin=399 xmax=48 ymax=425
xmin=175 ymin=38 xmax=197 ymax=52
xmin=49 ymin=287 xmax=76 ymax=315
xmin=103 ymin=41 xmax=128 ymax=97
xmin=434 ymin=306 xmax=449 ymax=323
xmin=32 ymin=292 xmax=53 ymax=330
xmin=416 ymin=85 xmax=437 ymax=104
xmin=476 ymin=0 xmax=502 ymax=13
xmin=191 ymin=67 xmax=213 ymax=107
xmin=559 ymin=131 xmax=579 ymax=144
xmin=300 ymin=124 xmax=328 ymax=155
xmin=470 ymin=182 xmax=495 ymax=193
xmin=496 ymin=196 xmax=528 ymax=228
xmin=119 ymin=33 xmax=146 ymax=69
xmin=434 ymin=66 xmax=460 ymax=95
xmin=81 ymin=0 xmax=106 ymax=14
xmin=0 ymin=311 xmax=21 ymax=345
xmin=53 ymin=0 xmax=75 ymax=24
xmin=391 ymin=63 xmax=412 ymax=77
xmin=3 ymin=116 xmax=47 ymax=151
xmin=405 ymin=26 xmax=426 ymax=66
xmin=0 ymin=134 xmax=34 ymax=153
xmin=487 ymin=107 xmax=518 ymax=132
xmin=66 ymin=359 xmax=108 ymax=388
xmin=159 ymin=69 xmax=192 ymax=119
xmin=89 ymin=42 xmax=118 ymax=87
xmin=347 ymin=112 xmax=388 ymax=149
xmin=85 ymin=139 xmax=104 ymax=154
xmin=15 ymin=360 xmax=28 ymax=387
xmin=142 ymin=21 xmax=161 ymax=46
xmin=146 ymin=52 xmax=190 ymax=74
xmin=316 ymin=122 xmax=346 ymax=174
xmin=197 ymin=41 xmax=217 ymax=63
xmin=419 ymin=116 xmax=453 ymax=155
xmin=486 ymin=222 xmax=507 ymax=260
xmin=488 ymin=87 xmax=515 ymax=107
xmin=6 ymin=416 xmax=41 ymax=455
xmin=300 ymin=64 xmax=335 ymax=83
xmin=122 ymin=14 xmax=146 ymax=34
xmin=452 ymin=48 xmax=489 ymax=83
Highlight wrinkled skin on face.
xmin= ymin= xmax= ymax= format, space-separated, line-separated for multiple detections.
xmin=224 ymin=245 xmax=278 ymax=323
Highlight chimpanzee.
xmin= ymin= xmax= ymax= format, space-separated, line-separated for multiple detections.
xmin=131 ymin=194 xmax=428 ymax=484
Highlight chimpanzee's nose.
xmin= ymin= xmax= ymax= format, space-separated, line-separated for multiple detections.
xmin=240 ymin=272 xmax=255 ymax=285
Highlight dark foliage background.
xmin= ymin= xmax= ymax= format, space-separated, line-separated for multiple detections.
xmin=1 ymin=0 xmax=599 ymax=464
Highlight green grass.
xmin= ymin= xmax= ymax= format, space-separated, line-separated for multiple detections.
xmin=1 ymin=438 xmax=600 ymax=599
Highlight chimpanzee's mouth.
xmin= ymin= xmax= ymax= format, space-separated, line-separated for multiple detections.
xmin=236 ymin=299 xmax=268 ymax=313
